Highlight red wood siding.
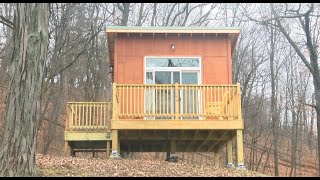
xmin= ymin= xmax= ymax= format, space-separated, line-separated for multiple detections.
xmin=113 ymin=33 xmax=231 ymax=84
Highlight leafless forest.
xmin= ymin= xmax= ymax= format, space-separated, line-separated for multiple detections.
xmin=0 ymin=3 xmax=319 ymax=177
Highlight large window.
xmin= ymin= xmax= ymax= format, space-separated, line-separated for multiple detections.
xmin=144 ymin=57 xmax=201 ymax=119
xmin=144 ymin=57 xmax=201 ymax=84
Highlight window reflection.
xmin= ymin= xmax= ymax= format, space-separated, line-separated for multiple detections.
xmin=146 ymin=58 xmax=199 ymax=67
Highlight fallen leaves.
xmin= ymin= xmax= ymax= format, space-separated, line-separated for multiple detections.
xmin=35 ymin=154 xmax=267 ymax=177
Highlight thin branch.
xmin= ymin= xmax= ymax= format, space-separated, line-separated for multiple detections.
xmin=299 ymin=101 xmax=316 ymax=109
xmin=47 ymin=24 xmax=104 ymax=80
xmin=270 ymin=3 xmax=314 ymax=74
xmin=0 ymin=15 xmax=14 ymax=29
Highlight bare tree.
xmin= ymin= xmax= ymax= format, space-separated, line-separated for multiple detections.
xmin=268 ymin=3 xmax=320 ymax=175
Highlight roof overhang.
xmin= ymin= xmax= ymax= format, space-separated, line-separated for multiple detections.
xmin=106 ymin=26 xmax=240 ymax=65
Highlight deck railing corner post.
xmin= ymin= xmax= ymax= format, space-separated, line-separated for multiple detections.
xmin=112 ymin=82 xmax=118 ymax=122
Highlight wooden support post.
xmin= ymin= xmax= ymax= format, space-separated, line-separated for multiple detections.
xmin=169 ymin=139 xmax=178 ymax=162
xmin=64 ymin=141 xmax=75 ymax=157
xmin=128 ymin=144 xmax=132 ymax=159
xmin=170 ymin=139 xmax=176 ymax=153
xmin=110 ymin=130 xmax=120 ymax=159
xmin=64 ymin=141 xmax=70 ymax=156
xmin=106 ymin=140 xmax=110 ymax=159
xmin=214 ymin=150 xmax=220 ymax=167
xmin=236 ymin=129 xmax=245 ymax=169
xmin=70 ymin=146 xmax=75 ymax=157
xmin=226 ymin=139 xmax=234 ymax=168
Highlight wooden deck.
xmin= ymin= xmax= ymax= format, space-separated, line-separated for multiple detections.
xmin=64 ymin=83 xmax=244 ymax=167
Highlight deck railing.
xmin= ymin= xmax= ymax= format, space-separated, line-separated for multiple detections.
xmin=65 ymin=84 xmax=241 ymax=131
xmin=66 ymin=102 xmax=112 ymax=131
xmin=112 ymin=83 xmax=241 ymax=120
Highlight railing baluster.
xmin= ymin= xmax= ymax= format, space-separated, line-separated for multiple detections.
xmin=107 ymin=102 xmax=110 ymax=128
xmin=91 ymin=104 xmax=94 ymax=129
xmin=162 ymin=86 xmax=165 ymax=116
xmin=218 ymin=85 xmax=221 ymax=117
xmin=126 ymin=86 xmax=128 ymax=117
xmin=133 ymin=86 xmax=135 ymax=116
xmin=206 ymin=86 xmax=208 ymax=117
xmin=225 ymin=86 xmax=228 ymax=117
xmin=90 ymin=103 xmax=92 ymax=129
xmin=80 ymin=103 xmax=83 ymax=128
xmin=76 ymin=104 xmax=81 ymax=128
xmin=166 ymin=85 xmax=168 ymax=115
xmin=202 ymin=86 xmax=204 ymax=118
xmin=137 ymin=86 xmax=140 ymax=116
xmin=228 ymin=85 xmax=231 ymax=118
xmin=79 ymin=103 xmax=82 ymax=129
xmin=102 ymin=103 xmax=104 ymax=128
xmin=159 ymin=86 xmax=162 ymax=116
xmin=162 ymin=86 xmax=164 ymax=116
xmin=85 ymin=103 xmax=88 ymax=129
xmin=154 ymin=86 xmax=156 ymax=115
xmin=121 ymin=86 xmax=124 ymax=116
xmin=100 ymin=103 xmax=102 ymax=128
xmin=196 ymin=86 xmax=198 ymax=115
xmin=156 ymin=86 xmax=158 ymax=117
xmin=145 ymin=86 xmax=147 ymax=116
xmin=95 ymin=103 xmax=97 ymax=129
xmin=232 ymin=86 xmax=235 ymax=118
xmin=183 ymin=85 xmax=185 ymax=117
xmin=192 ymin=86 xmax=194 ymax=116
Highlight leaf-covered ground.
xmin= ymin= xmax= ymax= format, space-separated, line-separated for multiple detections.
xmin=35 ymin=154 xmax=268 ymax=177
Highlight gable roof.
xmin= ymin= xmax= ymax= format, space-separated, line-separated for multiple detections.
xmin=106 ymin=26 xmax=240 ymax=65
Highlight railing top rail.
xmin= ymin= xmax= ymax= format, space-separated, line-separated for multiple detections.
xmin=115 ymin=84 xmax=239 ymax=87
xmin=67 ymin=102 xmax=111 ymax=104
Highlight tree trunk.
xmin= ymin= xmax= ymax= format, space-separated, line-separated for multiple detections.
xmin=151 ymin=3 xmax=157 ymax=26
xmin=0 ymin=3 xmax=49 ymax=176
xmin=268 ymin=20 xmax=279 ymax=176
xmin=120 ymin=3 xmax=130 ymax=26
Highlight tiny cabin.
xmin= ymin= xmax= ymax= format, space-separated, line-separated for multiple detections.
xmin=64 ymin=26 xmax=244 ymax=168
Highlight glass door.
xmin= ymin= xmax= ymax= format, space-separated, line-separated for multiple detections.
xmin=181 ymin=72 xmax=200 ymax=119
xmin=144 ymin=57 xmax=201 ymax=120
xmin=154 ymin=71 xmax=180 ymax=119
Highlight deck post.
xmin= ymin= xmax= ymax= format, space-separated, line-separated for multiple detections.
xmin=214 ymin=150 xmax=220 ymax=167
xmin=168 ymin=140 xmax=178 ymax=162
xmin=67 ymin=104 xmax=72 ymax=131
xmin=110 ymin=130 xmax=121 ymax=159
xmin=64 ymin=141 xmax=70 ymax=156
xmin=106 ymin=140 xmax=110 ymax=159
xmin=112 ymin=83 xmax=118 ymax=121
xmin=236 ymin=129 xmax=245 ymax=170
xmin=237 ymin=83 xmax=242 ymax=120
xmin=226 ymin=139 xmax=234 ymax=168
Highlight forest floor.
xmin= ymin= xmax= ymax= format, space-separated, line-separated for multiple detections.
xmin=35 ymin=154 xmax=268 ymax=177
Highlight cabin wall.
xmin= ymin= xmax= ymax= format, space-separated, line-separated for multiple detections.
xmin=113 ymin=33 xmax=232 ymax=84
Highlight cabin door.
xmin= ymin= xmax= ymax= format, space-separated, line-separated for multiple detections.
xmin=144 ymin=57 xmax=201 ymax=119
xmin=181 ymin=72 xmax=200 ymax=119
xmin=154 ymin=71 xmax=180 ymax=119
xmin=151 ymin=71 xmax=200 ymax=119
